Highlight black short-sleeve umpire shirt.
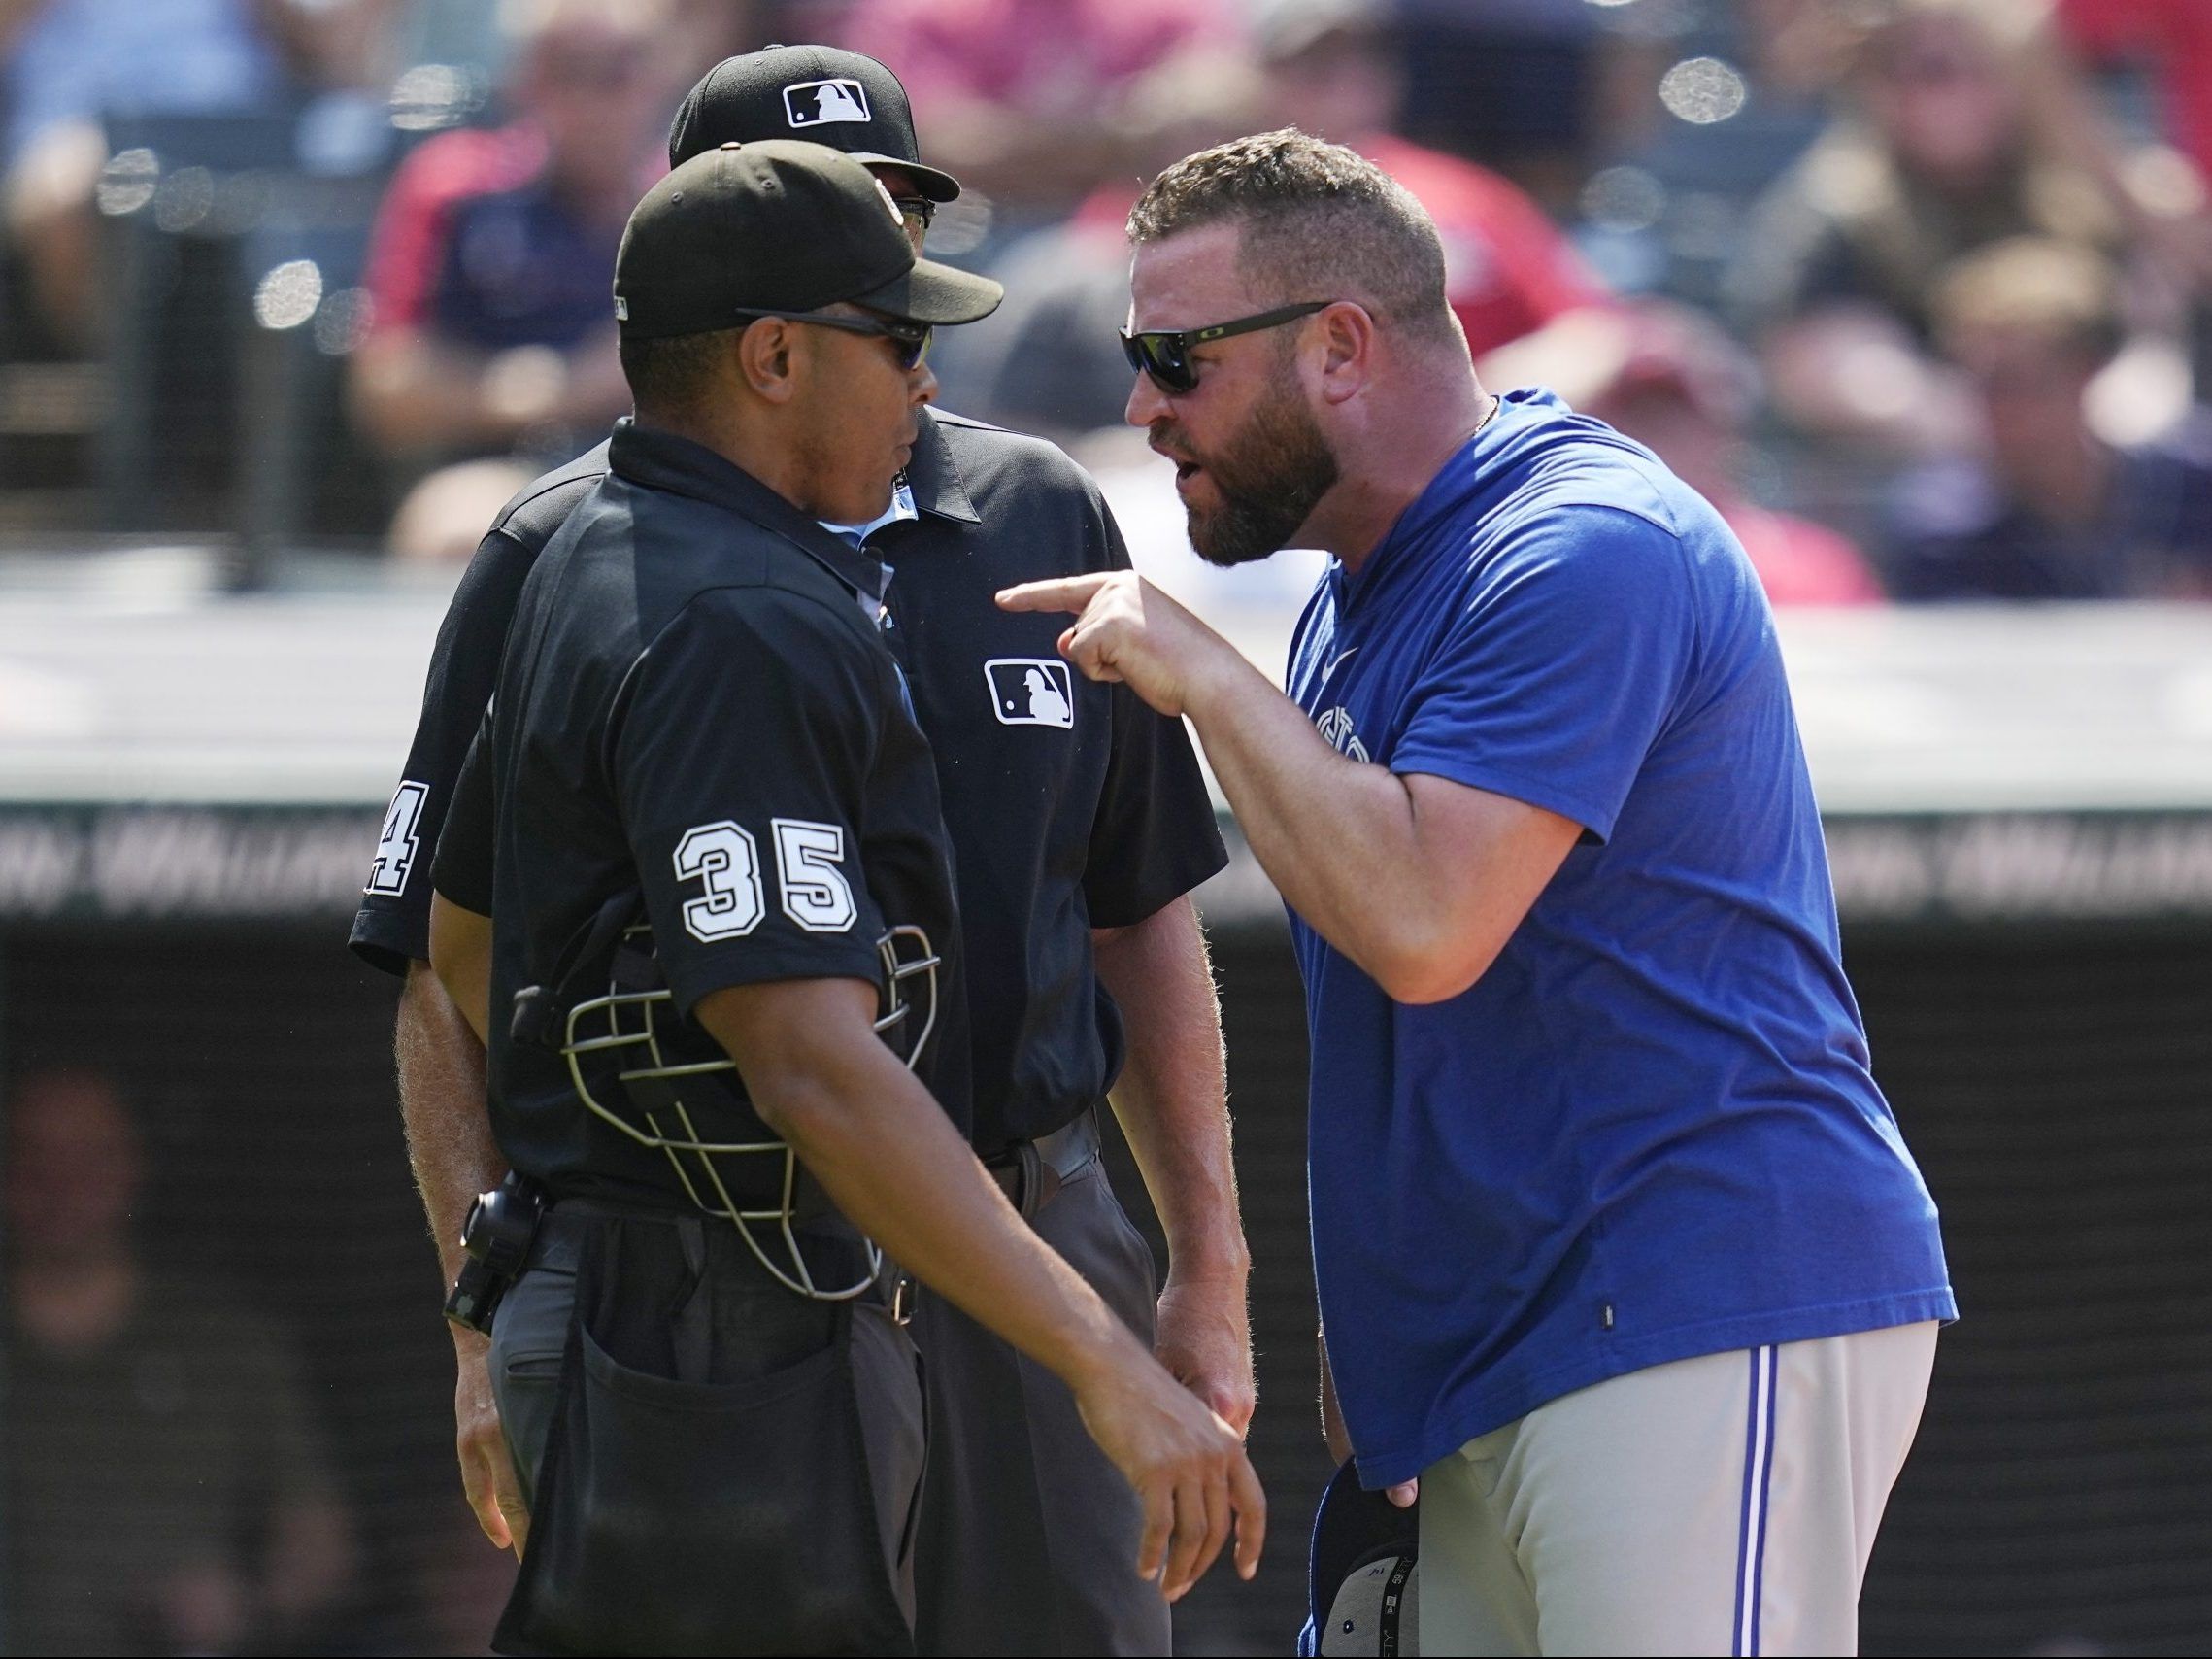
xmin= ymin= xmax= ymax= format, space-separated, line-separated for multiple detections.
xmin=452 ymin=421 xmax=965 ymax=1202
xmin=355 ymin=408 xmax=1225 ymax=1151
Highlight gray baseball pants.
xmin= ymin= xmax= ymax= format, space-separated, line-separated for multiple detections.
xmin=1417 ymin=1320 xmax=1939 ymax=1656
xmin=909 ymin=1150 xmax=1172 ymax=1656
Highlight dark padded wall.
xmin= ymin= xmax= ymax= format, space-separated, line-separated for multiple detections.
xmin=1849 ymin=930 xmax=2212 ymax=1656
xmin=2 ymin=922 xmax=2206 ymax=1654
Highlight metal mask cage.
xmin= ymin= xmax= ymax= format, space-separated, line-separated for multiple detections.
xmin=557 ymin=923 xmax=942 ymax=1301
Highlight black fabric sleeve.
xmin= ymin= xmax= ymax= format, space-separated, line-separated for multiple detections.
xmin=614 ymin=590 xmax=892 ymax=1017
xmin=429 ymin=717 xmax=496 ymax=916
xmin=1081 ymin=499 xmax=1228 ymax=929
xmin=349 ymin=527 xmax=537 ymax=974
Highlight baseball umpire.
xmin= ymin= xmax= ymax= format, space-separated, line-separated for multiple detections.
xmin=421 ymin=140 xmax=1261 ymax=1654
xmin=352 ymin=48 xmax=1255 ymax=1656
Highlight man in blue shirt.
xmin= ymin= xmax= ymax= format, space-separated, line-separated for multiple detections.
xmin=1006 ymin=129 xmax=1954 ymax=1656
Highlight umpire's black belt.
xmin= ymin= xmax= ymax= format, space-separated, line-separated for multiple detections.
xmin=535 ymin=1196 xmax=902 ymax=1313
xmin=984 ymin=1107 xmax=1101 ymax=1218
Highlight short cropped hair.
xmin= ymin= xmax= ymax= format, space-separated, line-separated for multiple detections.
xmin=1932 ymin=237 xmax=2123 ymax=363
xmin=619 ymin=325 xmax=743 ymax=415
xmin=1127 ymin=129 xmax=1458 ymax=345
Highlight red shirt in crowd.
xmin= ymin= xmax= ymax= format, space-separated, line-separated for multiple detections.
xmin=2057 ymin=0 xmax=2212 ymax=180
xmin=1723 ymin=502 xmax=1887 ymax=607
xmin=1359 ymin=132 xmax=1607 ymax=358
xmin=840 ymin=0 xmax=1233 ymax=118
xmin=362 ymin=124 xmax=625 ymax=351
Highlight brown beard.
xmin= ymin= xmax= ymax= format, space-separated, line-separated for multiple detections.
xmin=1177 ymin=382 xmax=1340 ymax=568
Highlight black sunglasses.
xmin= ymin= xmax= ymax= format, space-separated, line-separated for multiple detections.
xmin=888 ymin=195 xmax=937 ymax=232
xmin=1120 ymin=300 xmax=1334 ymax=393
xmin=730 ymin=307 xmax=933 ymax=371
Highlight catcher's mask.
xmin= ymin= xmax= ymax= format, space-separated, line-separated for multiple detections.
xmin=517 ymin=894 xmax=940 ymax=1301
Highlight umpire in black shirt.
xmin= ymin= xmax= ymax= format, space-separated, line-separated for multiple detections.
xmin=422 ymin=141 xmax=1262 ymax=1653
xmin=353 ymin=48 xmax=1253 ymax=1656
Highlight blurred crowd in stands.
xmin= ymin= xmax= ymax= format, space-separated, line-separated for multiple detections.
xmin=7 ymin=0 xmax=2212 ymax=604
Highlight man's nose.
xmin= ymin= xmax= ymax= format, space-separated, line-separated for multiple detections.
xmin=913 ymin=360 xmax=940 ymax=405
xmin=1126 ymin=369 xmax=1170 ymax=429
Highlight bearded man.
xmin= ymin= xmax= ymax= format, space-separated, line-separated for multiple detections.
xmin=1004 ymin=129 xmax=1954 ymax=1658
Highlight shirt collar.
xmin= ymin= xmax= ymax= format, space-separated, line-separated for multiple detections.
xmin=823 ymin=475 xmax=919 ymax=544
xmin=821 ymin=483 xmax=919 ymax=630
xmin=901 ymin=407 xmax=982 ymax=525
xmin=1335 ymin=392 xmax=1528 ymax=613
xmin=606 ymin=417 xmax=890 ymax=607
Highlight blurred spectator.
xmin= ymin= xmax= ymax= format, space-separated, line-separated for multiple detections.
xmin=834 ymin=0 xmax=1241 ymax=219
xmin=1585 ymin=300 xmax=1886 ymax=606
xmin=942 ymin=0 xmax=1609 ymax=439
xmin=1394 ymin=0 xmax=1609 ymax=214
xmin=0 ymin=0 xmax=360 ymax=350
xmin=667 ymin=0 xmax=768 ymax=77
xmin=1887 ymin=237 xmax=2212 ymax=598
xmin=1740 ymin=0 xmax=1872 ymax=105
xmin=351 ymin=0 xmax=674 ymax=556
xmin=1732 ymin=0 xmax=2143 ymax=460
xmin=386 ymin=453 xmax=536 ymax=561
xmin=1262 ymin=0 xmax=1610 ymax=367
xmin=3 ymin=1066 xmax=357 ymax=1654
xmin=2057 ymin=0 xmax=2212 ymax=180
xmin=2050 ymin=0 xmax=2212 ymax=356
xmin=1568 ymin=0 xmax=1848 ymax=311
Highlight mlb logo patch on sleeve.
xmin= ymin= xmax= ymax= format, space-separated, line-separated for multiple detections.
xmin=784 ymin=79 xmax=872 ymax=128
xmin=985 ymin=659 xmax=1075 ymax=729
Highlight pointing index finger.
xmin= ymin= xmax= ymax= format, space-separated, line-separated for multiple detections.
xmin=997 ymin=573 xmax=1113 ymax=614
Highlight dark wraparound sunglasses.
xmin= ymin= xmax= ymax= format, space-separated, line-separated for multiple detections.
xmin=888 ymin=196 xmax=936 ymax=233
xmin=1120 ymin=300 xmax=1334 ymax=393
xmin=730 ymin=307 xmax=932 ymax=371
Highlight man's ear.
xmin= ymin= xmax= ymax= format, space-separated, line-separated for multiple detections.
xmin=736 ymin=319 xmax=800 ymax=404
xmin=1315 ymin=301 xmax=1376 ymax=407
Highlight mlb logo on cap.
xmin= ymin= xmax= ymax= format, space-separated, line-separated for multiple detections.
xmin=985 ymin=659 xmax=1075 ymax=729
xmin=784 ymin=78 xmax=872 ymax=128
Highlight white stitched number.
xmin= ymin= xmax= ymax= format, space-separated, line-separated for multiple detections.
xmin=674 ymin=822 xmax=764 ymax=941
xmin=773 ymin=819 xmax=858 ymax=932
xmin=676 ymin=819 xmax=855 ymax=938
xmin=366 ymin=780 xmax=429 ymax=896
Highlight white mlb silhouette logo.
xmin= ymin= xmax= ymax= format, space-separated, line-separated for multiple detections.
xmin=985 ymin=659 xmax=1075 ymax=729
xmin=784 ymin=79 xmax=872 ymax=128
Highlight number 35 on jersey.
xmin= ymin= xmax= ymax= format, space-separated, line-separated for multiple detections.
xmin=675 ymin=818 xmax=859 ymax=942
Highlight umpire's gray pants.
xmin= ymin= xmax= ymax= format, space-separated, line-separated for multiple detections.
xmin=487 ymin=1211 xmax=928 ymax=1626
xmin=910 ymin=1150 xmax=1170 ymax=1657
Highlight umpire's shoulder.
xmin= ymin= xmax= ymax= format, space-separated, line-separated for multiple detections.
xmin=643 ymin=580 xmax=888 ymax=714
xmin=927 ymin=406 xmax=1110 ymax=518
xmin=486 ymin=439 xmax=613 ymax=552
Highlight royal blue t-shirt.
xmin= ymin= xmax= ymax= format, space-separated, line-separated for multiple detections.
xmin=1288 ymin=389 xmax=1955 ymax=1488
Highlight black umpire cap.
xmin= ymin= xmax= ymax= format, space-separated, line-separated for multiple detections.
xmin=614 ymin=140 xmax=1001 ymax=340
xmin=668 ymin=45 xmax=961 ymax=200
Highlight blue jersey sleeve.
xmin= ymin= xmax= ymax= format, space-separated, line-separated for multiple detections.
xmin=1389 ymin=506 xmax=1696 ymax=842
